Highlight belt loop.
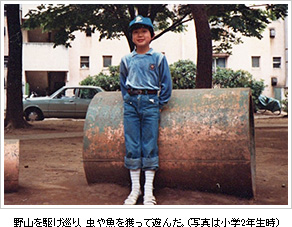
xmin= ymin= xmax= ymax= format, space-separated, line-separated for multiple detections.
xmin=145 ymin=90 xmax=148 ymax=95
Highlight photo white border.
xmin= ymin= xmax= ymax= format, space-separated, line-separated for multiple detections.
xmin=1 ymin=0 xmax=291 ymax=225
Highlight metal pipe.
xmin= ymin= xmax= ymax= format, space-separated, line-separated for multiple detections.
xmin=83 ymin=88 xmax=255 ymax=198
xmin=4 ymin=139 xmax=19 ymax=193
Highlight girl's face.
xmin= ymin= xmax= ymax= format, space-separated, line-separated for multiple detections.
xmin=132 ymin=27 xmax=152 ymax=49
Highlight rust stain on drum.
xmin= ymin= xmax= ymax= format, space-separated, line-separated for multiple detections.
xmin=83 ymin=88 xmax=255 ymax=198
xmin=4 ymin=139 xmax=20 ymax=193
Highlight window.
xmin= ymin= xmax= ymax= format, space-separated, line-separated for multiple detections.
xmin=56 ymin=88 xmax=76 ymax=99
xmin=216 ymin=58 xmax=226 ymax=68
xmin=103 ymin=56 xmax=112 ymax=68
xmin=85 ymin=27 xmax=92 ymax=37
xmin=270 ymin=28 xmax=275 ymax=38
xmin=4 ymin=56 xmax=9 ymax=68
xmin=27 ymin=29 xmax=56 ymax=42
xmin=252 ymin=56 xmax=260 ymax=68
xmin=212 ymin=57 xmax=226 ymax=71
xmin=273 ymin=57 xmax=281 ymax=68
xmin=79 ymin=88 xmax=98 ymax=99
xmin=80 ymin=56 xmax=89 ymax=69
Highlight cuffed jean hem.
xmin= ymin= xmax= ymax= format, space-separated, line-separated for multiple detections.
xmin=124 ymin=156 xmax=159 ymax=171
xmin=124 ymin=157 xmax=142 ymax=170
xmin=142 ymin=157 xmax=159 ymax=171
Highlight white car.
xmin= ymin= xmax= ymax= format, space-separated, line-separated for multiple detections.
xmin=23 ymin=86 xmax=104 ymax=121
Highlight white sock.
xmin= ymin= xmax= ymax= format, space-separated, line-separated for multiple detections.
xmin=130 ymin=169 xmax=141 ymax=194
xmin=144 ymin=170 xmax=155 ymax=197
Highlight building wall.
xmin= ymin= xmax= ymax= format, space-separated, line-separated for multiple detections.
xmin=228 ymin=18 xmax=287 ymax=97
xmin=67 ymin=30 xmax=130 ymax=86
xmin=23 ymin=43 xmax=69 ymax=71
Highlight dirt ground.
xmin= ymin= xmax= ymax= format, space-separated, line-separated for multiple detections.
xmin=4 ymin=113 xmax=289 ymax=206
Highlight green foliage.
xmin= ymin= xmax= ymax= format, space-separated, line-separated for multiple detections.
xmin=23 ymin=4 xmax=191 ymax=50
xmin=22 ymin=4 xmax=287 ymax=53
xmin=281 ymin=90 xmax=288 ymax=113
xmin=79 ymin=74 xmax=95 ymax=86
xmin=80 ymin=66 xmax=120 ymax=91
xmin=81 ymin=59 xmax=266 ymax=108
xmin=212 ymin=67 xmax=266 ymax=105
xmin=169 ymin=60 xmax=265 ymax=106
xmin=206 ymin=4 xmax=288 ymax=54
xmin=169 ymin=60 xmax=196 ymax=89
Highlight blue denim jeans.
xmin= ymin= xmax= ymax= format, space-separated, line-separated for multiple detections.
xmin=123 ymin=93 xmax=160 ymax=171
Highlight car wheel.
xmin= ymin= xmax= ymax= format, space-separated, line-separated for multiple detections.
xmin=25 ymin=108 xmax=44 ymax=121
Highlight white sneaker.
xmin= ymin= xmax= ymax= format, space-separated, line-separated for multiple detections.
xmin=123 ymin=190 xmax=142 ymax=205
xmin=143 ymin=195 xmax=157 ymax=205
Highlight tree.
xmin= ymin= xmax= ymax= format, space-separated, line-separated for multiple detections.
xmin=190 ymin=5 xmax=212 ymax=88
xmin=5 ymin=4 xmax=29 ymax=129
xmin=23 ymin=4 xmax=192 ymax=51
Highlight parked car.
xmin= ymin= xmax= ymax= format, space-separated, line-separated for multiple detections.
xmin=23 ymin=86 xmax=104 ymax=121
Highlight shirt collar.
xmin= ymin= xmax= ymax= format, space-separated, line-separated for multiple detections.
xmin=132 ymin=48 xmax=154 ymax=57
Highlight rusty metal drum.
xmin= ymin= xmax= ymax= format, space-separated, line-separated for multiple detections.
xmin=4 ymin=139 xmax=20 ymax=193
xmin=83 ymin=88 xmax=255 ymax=197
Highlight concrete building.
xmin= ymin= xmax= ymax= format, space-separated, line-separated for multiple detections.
xmin=3 ymin=4 xmax=288 ymax=103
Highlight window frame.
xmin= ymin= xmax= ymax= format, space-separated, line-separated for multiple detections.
xmin=273 ymin=57 xmax=281 ymax=68
xmin=212 ymin=57 xmax=227 ymax=72
xmin=252 ymin=56 xmax=260 ymax=68
xmin=103 ymin=55 xmax=112 ymax=68
xmin=80 ymin=56 xmax=90 ymax=69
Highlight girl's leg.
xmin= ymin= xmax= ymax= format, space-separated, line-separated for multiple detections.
xmin=140 ymin=94 xmax=160 ymax=205
xmin=123 ymin=96 xmax=142 ymax=169
xmin=141 ymin=95 xmax=160 ymax=170
xmin=124 ymin=169 xmax=141 ymax=205
xmin=143 ymin=170 xmax=157 ymax=205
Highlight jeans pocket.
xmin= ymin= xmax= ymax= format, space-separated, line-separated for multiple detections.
xmin=123 ymin=93 xmax=131 ymax=102
xmin=148 ymin=95 xmax=159 ymax=106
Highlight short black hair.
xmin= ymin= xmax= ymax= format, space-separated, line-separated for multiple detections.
xmin=129 ymin=24 xmax=155 ymax=38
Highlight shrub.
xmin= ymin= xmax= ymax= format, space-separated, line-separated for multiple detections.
xmin=212 ymin=67 xmax=266 ymax=106
xmin=282 ymin=90 xmax=288 ymax=113
xmin=79 ymin=74 xmax=95 ymax=86
xmin=80 ymin=60 xmax=265 ymax=106
xmin=169 ymin=60 xmax=196 ymax=89
xmin=80 ymin=66 xmax=120 ymax=91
